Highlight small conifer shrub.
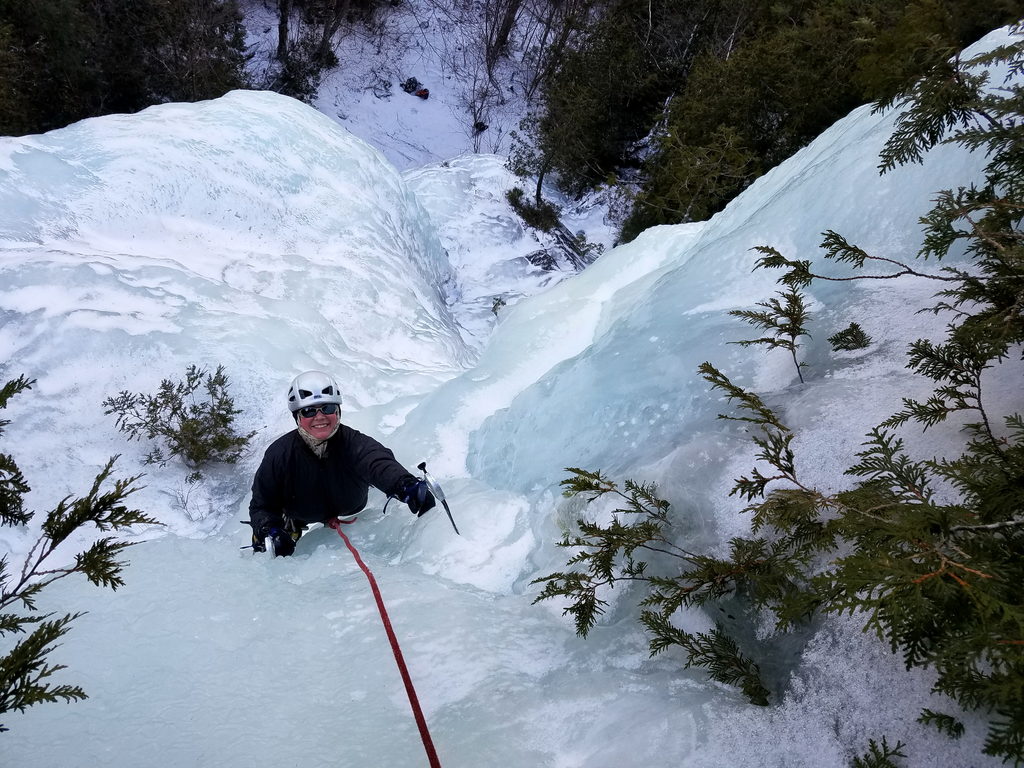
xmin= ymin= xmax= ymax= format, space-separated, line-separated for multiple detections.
xmin=103 ymin=364 xmax=255 ymax=479
xmin=851 ymin=737 xmax=906 ymax=768
xmin=574 ymin=231 xmax=605 ymax=262
xmin=506 ymin=186 xmax=562 ymax=232
xmin=0 ymin=375 xmax=158 ymax=730
xmin=728 ymin=283 xmax=811 ymax=383
xmin=828 ymin=322 xmax=872 ymax=351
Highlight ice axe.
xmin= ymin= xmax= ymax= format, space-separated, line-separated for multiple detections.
xmin=418 ymin=462 xmax=459 ymax=535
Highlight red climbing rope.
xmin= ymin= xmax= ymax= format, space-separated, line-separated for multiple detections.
xmin=327 ymin=517 xmax=442 ymax=768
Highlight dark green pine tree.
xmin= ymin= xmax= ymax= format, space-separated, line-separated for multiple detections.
xmin=537 ymin=27 xmax=1024 ymax=766
xmin=0 ymin=376 xmax=158 ymax=730
xmin=729 ymin=32 xmax=1024 ymax=764
xmin=0 ymin=0 xmax=250 ymax=136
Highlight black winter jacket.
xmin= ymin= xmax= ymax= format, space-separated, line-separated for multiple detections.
xmin=248 ymin=425 xmax=416 ymax=534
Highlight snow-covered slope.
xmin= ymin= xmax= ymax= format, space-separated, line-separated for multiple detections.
xmin=0 ymin=24 xmax=1019 ymax=768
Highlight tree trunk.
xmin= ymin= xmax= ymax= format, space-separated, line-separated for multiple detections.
xmin=535 ymin=157 xmax=550 ymax=204
xmin=485 ymin=0 xmax=524 ymax=77
xmin=314 ymin=0 xmax=350 ymax=67
xmin=277 ymin=0 xmax=291 ymax=62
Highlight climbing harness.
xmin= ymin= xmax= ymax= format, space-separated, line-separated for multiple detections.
xmin=327 ymin=517 xmax=442 ymax=768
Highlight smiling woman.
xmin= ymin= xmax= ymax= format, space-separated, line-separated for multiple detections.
xmin=246 ymin=370 xmax=436 ymax=556
xmin=297 ymin=401 xmax=341 ymax=441
xmin=289 ymin=370 xmax=344 ymax=444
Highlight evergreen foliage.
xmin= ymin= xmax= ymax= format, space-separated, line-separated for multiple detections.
xmin=728 ymin=284 xmax=811 ymax=383
xmin=851 ymin=737 xmax=907 ymax=768
xmin=829 ymin=322 xmax=873 ymax=351
xmin=509 ymin=0 xmax=758 ymax=199
xmin=854 ymin=0 xmax=1024 ymax=112
xmin=0 ymin=23 xmax=23 ymax=130
xmin=622 ymin=2 xmax=864 ymax=237
xmin=533 ymin=468 xmax=773 ymax=706
xmin=0 ymin=0 xmax=249 ymax=135
xmin=918 ymin=708 xmax=965 ymax=739
xmin=104 ymin=0 xmax=249 ymax=107
xmin=542 ymin=346 xmax=1023 ymax=757
xmin=538 ymin=28 xmax=1024 ymax=765
xmin=0 ymin=0 xmax=101 ymax=135
xmin=619 ymin=0 xmax=1023 ymax=240
xmin=507 ymin=13 xmax=658 ymax=198
xmin=619 ymin=125 xmax=756 ymax=237
xmin=267 ymin=0 xmax=387 ymax=99
xmin=506 ymin=186 xmax=562 ymax=232
xmin=0 ymin=376 xmax=157 ymax=731
xmin=103 ymin=364 xmax=255 ymax=479
xmin=771 ymin=38 xmax=1024 ymax=755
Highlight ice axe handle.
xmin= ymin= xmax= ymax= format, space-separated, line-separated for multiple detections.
xmin=417 ymin=462 xmax=458 ymax=535
xmin=417 ymin=462 xmax=446 ymax=502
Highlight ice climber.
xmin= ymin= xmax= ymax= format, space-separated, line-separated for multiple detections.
xmin=248 ymin=370 xmax=435 ymax=556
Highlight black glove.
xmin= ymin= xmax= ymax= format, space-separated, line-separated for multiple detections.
xmin=253 ymin=526 xmax=295 ymax=557
xmin=401 ymin=479 xmax=436 ymax=517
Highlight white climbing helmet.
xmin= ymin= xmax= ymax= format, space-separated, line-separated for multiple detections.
xmin=286 ymin=370 xmax=343 ymax=413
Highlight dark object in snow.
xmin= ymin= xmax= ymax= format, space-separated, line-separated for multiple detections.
xmin=369 ymin=74 xmax=392 ymax=100
xmin=414 ymin=88 xmax=429 ymax=99
xmin=400 ymin=77 xmax=420 ymax=94
xmin=525 ymin=223 xmax=597 ymax=273
xmin=473 ymin=121 xmax=488 ymax=135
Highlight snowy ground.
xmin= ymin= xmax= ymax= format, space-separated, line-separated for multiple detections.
xmin=243 ymin=0 xmax=619 ymax=258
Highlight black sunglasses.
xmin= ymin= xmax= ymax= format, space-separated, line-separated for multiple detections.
xmin=298 ymin=403 xmax=340 ymax=418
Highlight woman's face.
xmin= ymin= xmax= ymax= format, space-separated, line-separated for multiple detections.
xmin=297 ymin=404 xmax=340 ymax=440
